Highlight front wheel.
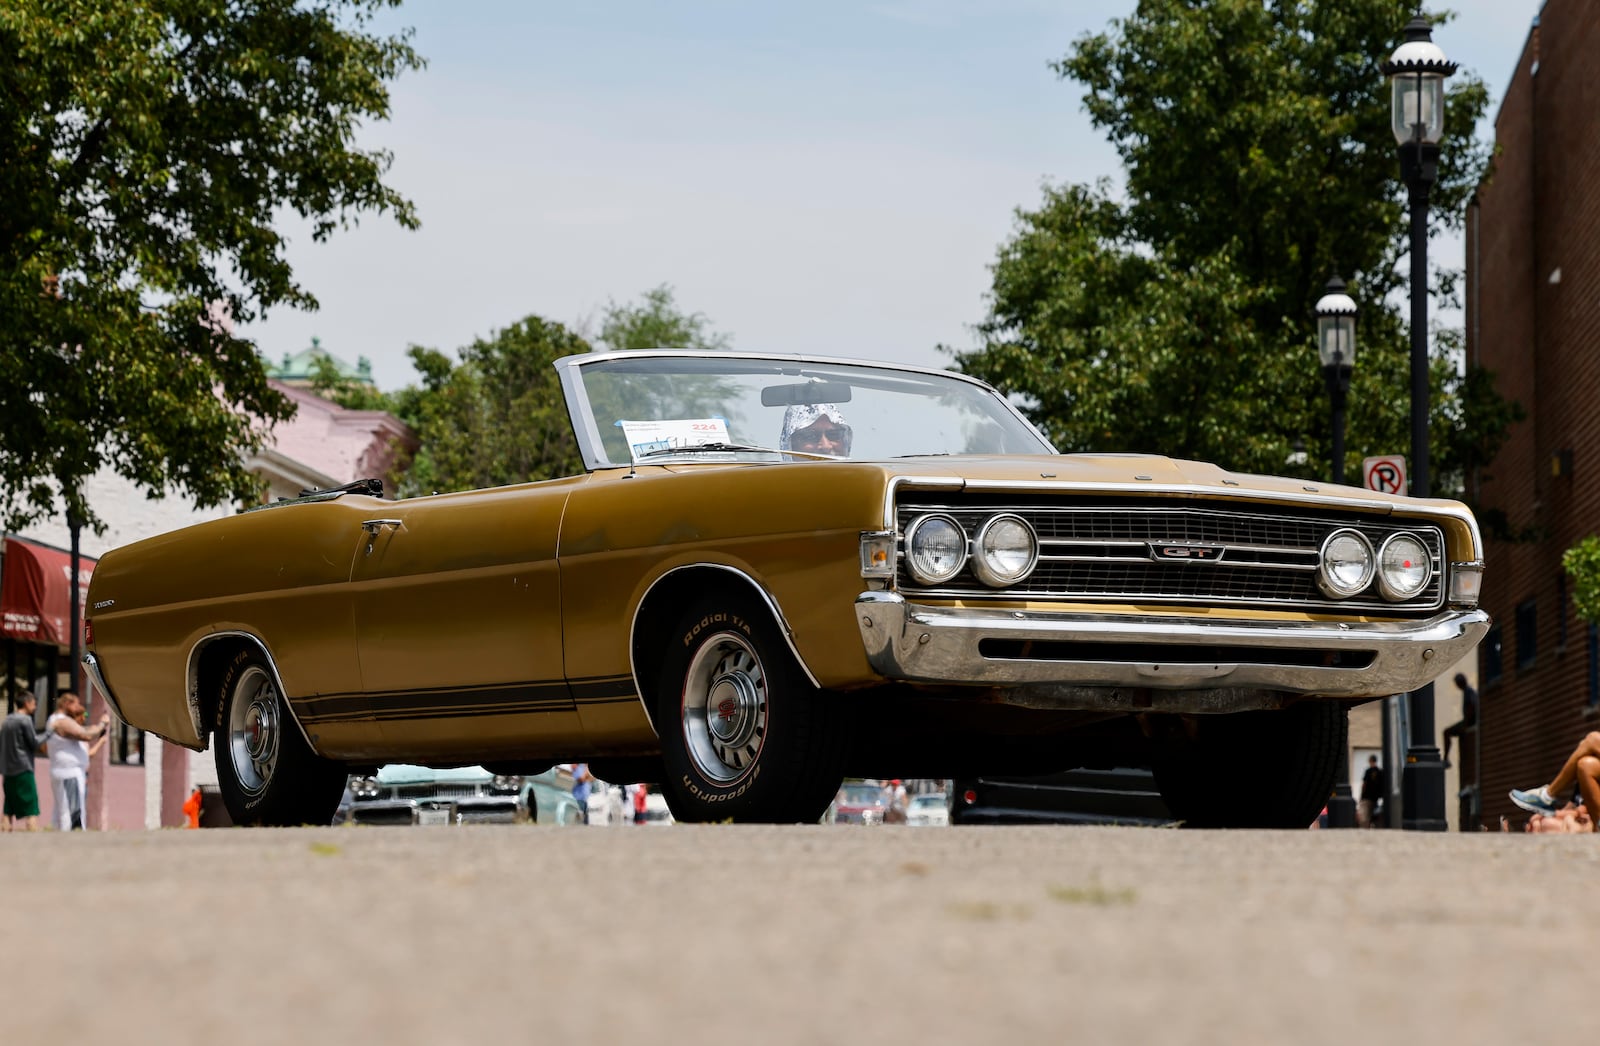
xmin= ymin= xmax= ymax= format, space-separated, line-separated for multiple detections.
xmin=214 ymin=649 xmax=347 ymax=826
xmin=1153 ymin=702 xmax=1346 ymax=829
xmin=656 ymin=594 xmax=845 ymax=823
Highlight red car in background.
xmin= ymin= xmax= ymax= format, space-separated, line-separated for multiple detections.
xmin=830 ymin=781 xmax=887 ymax=825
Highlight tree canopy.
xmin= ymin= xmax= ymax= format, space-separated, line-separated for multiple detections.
xmin=1563 ymin=536 xmax=1600 ymax=628
xmin=598 ymin=284 xmax=732 ymax=352
xmin=952 ymin=0 xmax=1517 ymax=497
xmin=0 ymin=0 xmax=422 ymax=530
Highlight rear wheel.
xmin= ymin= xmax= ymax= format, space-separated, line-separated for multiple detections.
xmin=656 ymin=594 xmax=845 ymax=823
xmin=1153 ymin=702 xmax=1346 ymax=829
xmin=213 ymin=649 xmax=346 ymax=826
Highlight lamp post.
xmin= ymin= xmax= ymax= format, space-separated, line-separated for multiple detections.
xmin=1314 ymin=276 xmax=1358 ymax=828
xmin=1315 ymin=276 xmax=1357 ymax=486
xmin=1383 ymin=12 xmax=1455 ymax=831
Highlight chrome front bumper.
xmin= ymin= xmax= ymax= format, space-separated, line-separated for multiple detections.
xmin=81 ymin=652 xmax=130 ymax=723
xmin=350 ymin=796 xmax=523 ymax=826
xmin=855 ymin=591 xmax=1490 ymax=708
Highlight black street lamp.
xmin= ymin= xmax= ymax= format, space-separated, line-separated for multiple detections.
xmin=1315 ymin=276 xmax=1357 ymax=486
xmin=1314 ymin=276 xmax=1358 ymax=828
xmin=1383 ymin=12 xmax=1455 ymax=831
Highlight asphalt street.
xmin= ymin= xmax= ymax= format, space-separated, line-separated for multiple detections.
xmin=13 ymin=824 xmax=1595 ymax=1046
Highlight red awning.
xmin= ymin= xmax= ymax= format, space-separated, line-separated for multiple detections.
xmin=0 ymin=537 xmax=97 ymax=648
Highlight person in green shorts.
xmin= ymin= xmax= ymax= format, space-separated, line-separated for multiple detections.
xmin=2 ymin=692 xmax=47 ymax=831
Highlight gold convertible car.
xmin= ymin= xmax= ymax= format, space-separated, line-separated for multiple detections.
xmin=83 ymin=351 xmax=1489 ymax=827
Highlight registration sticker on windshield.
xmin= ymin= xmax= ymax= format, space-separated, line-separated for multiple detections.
xmin=619 ymin=418 xmax=731 ymax=461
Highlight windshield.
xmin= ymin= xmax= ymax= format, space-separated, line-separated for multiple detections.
xmin=838 ymin=784 xmax=884 ymax=807
xmin=557 ymin=352 xmax=1053 ymax=469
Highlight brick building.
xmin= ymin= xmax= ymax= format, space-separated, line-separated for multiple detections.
xmin=1466 ymin=0 xmax=1600 ymax=828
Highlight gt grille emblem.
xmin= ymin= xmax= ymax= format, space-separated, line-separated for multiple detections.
xmin=1149 ymin=543 xmax=1226 ymax=563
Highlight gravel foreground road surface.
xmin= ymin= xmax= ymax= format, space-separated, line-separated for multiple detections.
xmin=12 ymin=824 xmax=1596 ymax=1045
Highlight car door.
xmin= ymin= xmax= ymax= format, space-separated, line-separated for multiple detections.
xmin=348 ymin=479 xmax=588 ymax=761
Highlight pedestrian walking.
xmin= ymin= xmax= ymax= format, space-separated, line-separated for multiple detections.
xmin=44 ymin=690 xmax=110 ymax=831
xmin=883 ymin=779 xmax=908 ymax=824
xmin=570 ymin=763 xmax=595 ymax=824
xmin=2 ymin=692 xmax=47 ymax=831
xmin=1357 ymin=755 xmax=1383 ymax=829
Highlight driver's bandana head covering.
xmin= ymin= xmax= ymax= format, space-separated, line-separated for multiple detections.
xmin=779 ymin=403 xmax=852 ymax=454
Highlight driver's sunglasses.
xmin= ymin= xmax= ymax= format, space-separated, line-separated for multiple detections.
xmin=792 ymin=425 xmax=849 ymax=450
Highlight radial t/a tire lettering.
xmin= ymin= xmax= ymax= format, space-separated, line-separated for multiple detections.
xmin=656 ymin=594 xmax=845 ymax=823
xmin=213 ymin=648 xmax=347 ymax=827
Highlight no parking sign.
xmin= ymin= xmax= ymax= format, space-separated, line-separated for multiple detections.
xmin=1363 ymin=455 xmax=1407 ymax=494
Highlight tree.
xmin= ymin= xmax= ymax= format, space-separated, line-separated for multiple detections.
xmin=315 ymin=288 xmax=738 ymax=496
xmin=952 ymin=0 xmax=1518 ymax=497
xmin=599 ymin=284 xmax=731 ymax=352
xmin=0 ymin=0 xmax=423 ymax=530
xmin=1564 ymin=536 xmax=1600 ymax=628
xmin=345 ymin=317 xmax=593 ymax=497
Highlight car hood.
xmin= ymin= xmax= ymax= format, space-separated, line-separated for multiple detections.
xmin=871 ymin=453 xmax=1454 ymax=513
xmin=374 ymin=764 xmax=494 ymax=786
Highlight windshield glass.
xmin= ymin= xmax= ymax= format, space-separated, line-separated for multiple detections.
xmin=839 ymin=784 xmax=884 ymax=807
xmin=560 ymin=353 xmax=1053 ymax=468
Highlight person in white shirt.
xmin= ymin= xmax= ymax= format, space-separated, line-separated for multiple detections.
xmin=44 ymin=691 xmax=110 ymax=831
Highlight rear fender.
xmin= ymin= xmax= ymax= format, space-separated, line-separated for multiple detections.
xmin=187 ymin=632 xmax=319 ymax=756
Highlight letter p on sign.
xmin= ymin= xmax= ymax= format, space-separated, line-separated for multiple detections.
xmin=1363 ymin=455 xmax=1407 ymax=495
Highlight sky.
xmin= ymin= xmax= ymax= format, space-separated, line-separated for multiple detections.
xmin=243 ymin=1 xmax=1547 ymax=392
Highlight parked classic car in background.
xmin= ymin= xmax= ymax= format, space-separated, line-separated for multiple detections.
xmin=334 ymin=764 xmax=583 ymax=826
xmin=341 ymin=764 xmax=527 ymax=826
xmin=82 ymin=350 xmax=1489 ymax=828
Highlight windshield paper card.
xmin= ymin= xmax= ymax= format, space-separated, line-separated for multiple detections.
xmin=619 ymin=418 xmax=730 ymax=461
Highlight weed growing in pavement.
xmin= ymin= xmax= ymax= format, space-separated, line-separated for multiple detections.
xmin=1047 ymin=883 xmax=1136 ymax=906
xmin=946 ymin=900 xmax=1032 ymax=921
xmin=308 ymin=841 xmax=342 ymax=857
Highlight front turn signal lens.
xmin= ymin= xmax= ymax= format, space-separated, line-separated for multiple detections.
xmin=1449 ymin=561 xmax=1484 ymax=607
xmin=859 ymin=531 xmax=895 ymax=579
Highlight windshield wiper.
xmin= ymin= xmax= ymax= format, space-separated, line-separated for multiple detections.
xmin=635 ymin=442 xmax=778 ymax=459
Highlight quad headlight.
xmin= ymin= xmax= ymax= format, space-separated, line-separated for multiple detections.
xmin=1317 ymin=529 xmax=1375 ymax=599
xmin=971 ymin=514 xmax=1039 ymax=587
xmin=352 ymin=776 xmax=381 ymax=799
xmin=1376 ymin=533 xmax=1431 ymax=601
xmin=904 ymin=514 xmax=968 ymax=585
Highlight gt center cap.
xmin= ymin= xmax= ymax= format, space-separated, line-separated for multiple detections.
xmin=708 ymin=673 xmax=759 ymax=748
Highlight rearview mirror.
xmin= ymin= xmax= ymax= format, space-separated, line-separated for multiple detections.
xmin=760 ymin=381 xmax=853 ymax=406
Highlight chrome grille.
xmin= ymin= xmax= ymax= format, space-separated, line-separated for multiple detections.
xmin=396 ymin=783 xmax=482 ymax=800
xmin=895 ymin=503 xmax=1445 ymax=614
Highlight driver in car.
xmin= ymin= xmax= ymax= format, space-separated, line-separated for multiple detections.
xmin=779 ymin=403 xmax=853 ymax=458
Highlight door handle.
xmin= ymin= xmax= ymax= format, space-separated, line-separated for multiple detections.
xmin=361 ymin=518 xmax=403 ymax=554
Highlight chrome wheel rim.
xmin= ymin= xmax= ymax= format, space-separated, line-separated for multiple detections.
xmin=681 ymin=631 xmax=768 ymax=784
xmin=227 ymin=666 xmax=281 ymax=797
